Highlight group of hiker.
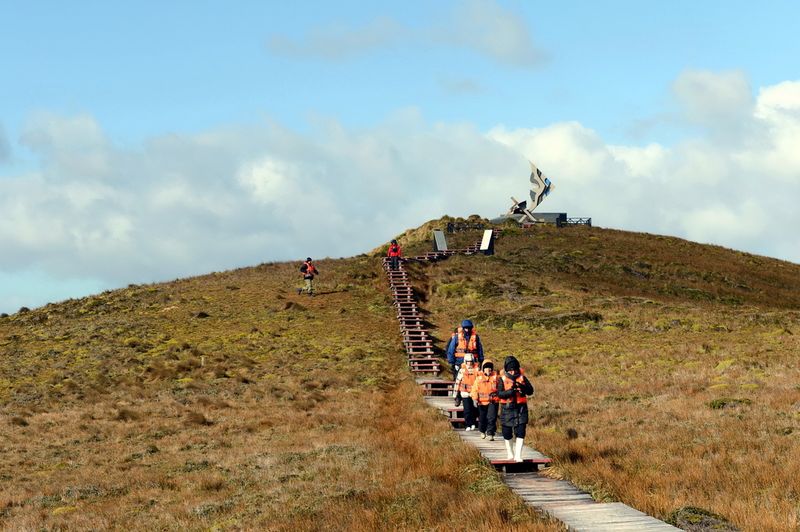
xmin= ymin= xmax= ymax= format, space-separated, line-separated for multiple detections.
xmin=296 ymin=240 xmax=534 ymax=463
xmin=449 ymin=320 xmax=534 ymax=462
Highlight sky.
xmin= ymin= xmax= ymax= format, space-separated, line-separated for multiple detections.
xmin=1 ymin=0 xmax=800 ymax=314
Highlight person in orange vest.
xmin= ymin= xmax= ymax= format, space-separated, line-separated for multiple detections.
xmin=452 ymin=353 xmax=480 ymax=431
xmin=387 ymin=239 xmax=402 ymax=270
xmin=471 ymin=359 xmax=499 ymax=441
xmin=298 ymin=257 xmax=319 ymax=296
xmin=496 ymin=355 xmax=534 ymax=462
xmin=446 ymin=320 xmax=484 ymax=377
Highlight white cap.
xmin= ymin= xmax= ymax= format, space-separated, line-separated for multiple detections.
xmin=464 ymin=353 xmax=474 ymax=363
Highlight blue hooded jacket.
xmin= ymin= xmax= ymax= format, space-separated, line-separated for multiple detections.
xmin=446 ymin=320 xmax=484 ymax=366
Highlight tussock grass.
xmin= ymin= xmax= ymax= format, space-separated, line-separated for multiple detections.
xmin=4 ymin=220 xmax=798 ymax=529
xmin=423 ymin=224 xmax=800 ymax=531
xmin=0 ymin=249 xmax=556 ymax=529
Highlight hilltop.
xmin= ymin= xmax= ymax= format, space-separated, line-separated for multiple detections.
xmin=1 ymin=218 xmax=799 ymax=530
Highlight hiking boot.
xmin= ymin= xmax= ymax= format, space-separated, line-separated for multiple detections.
xmin=489 ymin=434 xmax=495 ymax=441
xmin=480 ymin=432 xmax=486 ymax=439
xmin=514 ymin=438 xmax=525 ymax=463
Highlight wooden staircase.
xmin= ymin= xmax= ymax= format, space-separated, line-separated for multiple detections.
xmin=381 ymin=231 xmax=679 ymax=530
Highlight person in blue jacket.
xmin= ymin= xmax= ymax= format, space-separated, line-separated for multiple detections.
xmin=446 ymin=319 xmax=484 ymax=377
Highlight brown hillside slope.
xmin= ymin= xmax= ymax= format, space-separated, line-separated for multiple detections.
xmin=0 ymin=258 xmax=551 ymax=530
xmin=2 ymin=220 xmax=799 ymax=530
xmin=418 ymin=224 xmax=800 ymax=531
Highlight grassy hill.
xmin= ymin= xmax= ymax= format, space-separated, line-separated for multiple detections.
xmin=2 ymin=218 xmax=799 ymax=530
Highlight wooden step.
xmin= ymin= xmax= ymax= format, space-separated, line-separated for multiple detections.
xmin=408 ymin=357 xmax=439 ymax=365
xmin=419 ymin=380 xmax=454 ymax=396
xmin=407 ymin=345 xmax=435 ymax=353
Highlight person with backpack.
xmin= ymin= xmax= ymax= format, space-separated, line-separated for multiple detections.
xmin=497 ymin=355 xmax=534 ymax=462
xmin=452 ymin=353 xmax=480 ymax=431
xmin=387 ymin=239 xmax=402 ymax=270
xmin=446 ymin=319 xmax=484 ymax=377
xmin=298 ymin=258 xmax=319 ymax=296
xmin=471 ymin=359 xmax=499 ymax=440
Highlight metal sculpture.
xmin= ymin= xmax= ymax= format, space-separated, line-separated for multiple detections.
xmin=491 ymin=161 xmax=555 ymax=224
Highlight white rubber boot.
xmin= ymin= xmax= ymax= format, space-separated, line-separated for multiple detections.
xmin=504 ymin=439 xmax=514 ymax=460
xmin=514 ymin=437 xmax=525 ymax=463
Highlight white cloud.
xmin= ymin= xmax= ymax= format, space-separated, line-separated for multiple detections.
xmin=266 ymin=1 xmax=544 ymax=67
xmin=446 ymin=0 xmax=544 ymax=67
xmin=3 ymin=71 xmax=800 ymax=313
xmin=754 ymin=80 xmax=800 ymax=122
xmin=238 ymin=158 xmax=299 ymax=204
xmin=0 ymin=111 xmax=523 ymax=290
xmin=678 ymin=200 xmax=767 ymax=244
xmin=738 ymin=80 xmax=800 ymax=181
xmin=671 ymin=70 xmax=754 ymax=141
xmin=607 ymin=144 xmax=668 ymax=179
xmin=267 ymin=17 xmax=405 ymax=60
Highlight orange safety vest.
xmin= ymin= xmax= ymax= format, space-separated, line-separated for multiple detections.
xmin=458 ymin=363 xmax=479 ymax=393
xmin=455 ymin=327 xmax=478 ymax=354
xmin=499 ymin=373 xmax=528 ymax=405
xmin=473 ymin=373 xmax=498 ymax=405
xmin=302 ymin=261 xmax=317 ymax=277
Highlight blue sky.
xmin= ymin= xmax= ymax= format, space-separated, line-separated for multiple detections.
xmin=2 ymin=0 xmax=800 ymax=313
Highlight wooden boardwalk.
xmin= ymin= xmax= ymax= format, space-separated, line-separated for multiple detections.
xmin=424 ymin=389 xmax=678 ymax=530
xmin=424 ymin=394 xmax=551 ymax=467
xmin=383 ymin=241 xmax=678 ymax=531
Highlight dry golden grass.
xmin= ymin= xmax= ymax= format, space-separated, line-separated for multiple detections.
xmin=423 ymin=224 xmax=800 ymax=531
xmin=5 ymin=218 xmax=798 ymax=530
xmin=0 ymin=251 xmax=557 ymax=530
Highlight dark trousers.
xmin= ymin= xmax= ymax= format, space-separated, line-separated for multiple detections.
xmin=389 ymin=256 xmax=399 ymax=270
xmin=477 ymin=403 xmax=498 ymax=435
xmin=502 ymin=424 xmax=526 ymax=440
xmin=462 ymin=396 xmax=476 ymax=428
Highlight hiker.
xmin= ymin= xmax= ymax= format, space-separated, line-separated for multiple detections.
xmin=446 ymin=319 xmax=484 ymax=377
xmin=453 ymin=353 xmax=480 ymax=431
xmin=298 ymin=257 xmax=319 ymax=296
xmin=387 ymin=239 xmax=402 ymax=270
xmin=497 ymin=355 xmax=534 ymax=462
xmin=471 ymin=359 xmax=499 ymax=440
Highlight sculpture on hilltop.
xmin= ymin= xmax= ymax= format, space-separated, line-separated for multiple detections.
xmin=491 ymin=161 xmax=555 ymax=224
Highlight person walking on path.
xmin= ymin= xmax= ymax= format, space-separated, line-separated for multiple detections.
xmin=387 ymin=239 xmax=402 ymax=270
xmin=471 ymin=359 xmax=499 ymax=441
xmin=446 ymin=320 xmax=484 ymax=377
xmin=497 ymin=355 xmax=534 ymax=462
xmin=453 ymin=353 xmax=480 ymax=431
xmin=298 ymin=258 xmax=319 ymax=296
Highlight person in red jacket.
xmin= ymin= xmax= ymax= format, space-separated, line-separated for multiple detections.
xmin=387 ymin=239 xmax=402 ymax=270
